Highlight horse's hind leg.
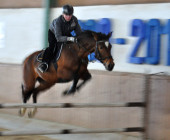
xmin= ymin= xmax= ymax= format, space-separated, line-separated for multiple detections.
xmin=19 ymin=75 xmax=36 ymax=116
xmin=28 ymin=80 xmax=54 ymax=118
xmin=21 ymin=84 xmax=34 ymax=103
xmin=19 ymin=83 xmax=35 ymax=116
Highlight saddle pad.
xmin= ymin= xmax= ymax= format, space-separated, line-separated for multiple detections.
xmin=36 ymin=50 xmax=44 ymax=62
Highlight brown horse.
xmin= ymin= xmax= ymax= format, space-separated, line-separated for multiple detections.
xmin=19 ymin=30 xmax=115 ymax=117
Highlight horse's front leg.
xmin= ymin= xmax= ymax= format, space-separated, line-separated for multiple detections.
xmin=76 ymin=71 xmax=92 ymax=91
xmin=63 ymin=75 xmax=79 ymax=95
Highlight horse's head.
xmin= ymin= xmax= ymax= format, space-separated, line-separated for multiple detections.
xmin=92 ymin=32 xmax=115 ymax=71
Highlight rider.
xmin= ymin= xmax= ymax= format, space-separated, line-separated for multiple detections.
xmin=38 ymin=4 xmax=82 ymax=73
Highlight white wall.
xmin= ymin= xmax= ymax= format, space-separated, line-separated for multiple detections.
xmin=0 ymin=3 xmax=170 ymax=74
xmin=0 ymin=9 xmax=44 ymax=63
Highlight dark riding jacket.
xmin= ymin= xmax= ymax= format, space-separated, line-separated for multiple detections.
xmin=50 ymin=15 xmax=82 ymax=42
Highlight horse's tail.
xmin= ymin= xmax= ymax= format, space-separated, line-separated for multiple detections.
xmin=21 ymin=84 xmax=24 ymax=100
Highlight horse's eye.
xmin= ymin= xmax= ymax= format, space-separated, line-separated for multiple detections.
xmin=100 ymin=46 xmax=103 ymax=49
xmin=105 ymin=41 xmax=109 ymax=47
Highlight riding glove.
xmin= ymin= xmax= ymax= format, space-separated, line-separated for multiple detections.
xmin=67 ymin=37 xmax=77 ymax=43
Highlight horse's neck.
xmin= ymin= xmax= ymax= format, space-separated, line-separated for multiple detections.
xmin=77 ymin=40 xmax=95 ymax=58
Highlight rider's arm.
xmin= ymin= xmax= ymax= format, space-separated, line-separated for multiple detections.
xmin=50 ymin=19 xmax=68 ymax=42
xmin=75 ymin=23 xmax=82 ymax=36
xmin=73 ymin=17 xmax=82 ymax=36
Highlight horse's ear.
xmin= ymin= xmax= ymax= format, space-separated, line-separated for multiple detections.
xmin=108 ymin=32 xmax=112 ymax=38
xmin=92 ymin=32 xmax=98 ymax=41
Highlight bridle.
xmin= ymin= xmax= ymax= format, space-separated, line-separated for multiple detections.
xmin=76 ymin=40 xmax=113 ymax=64
xmin=94 ymin=40 xmax=112 ymax=63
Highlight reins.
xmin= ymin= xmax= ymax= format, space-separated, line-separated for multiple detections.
xmin=76 ymin=39 xmax=112 ymax=63
xmin=94 ymin=40 xmax=112 ymax=61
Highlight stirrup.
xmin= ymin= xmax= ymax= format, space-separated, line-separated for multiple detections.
xmin=38 ymin=62 xmax=48 ymax=73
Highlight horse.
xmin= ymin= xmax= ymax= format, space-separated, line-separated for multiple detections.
xmin=19 ymin=30 xmax=115 ymax=117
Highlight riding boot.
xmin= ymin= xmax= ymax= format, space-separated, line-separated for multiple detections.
xmin=38 ymin=31 xmax=57 ymax=73
xmin=38 ymin=48 xmax=51 ymax=73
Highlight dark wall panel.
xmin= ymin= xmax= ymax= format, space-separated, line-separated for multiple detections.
xmin=0 ymin=0 xmax=169 ymax=8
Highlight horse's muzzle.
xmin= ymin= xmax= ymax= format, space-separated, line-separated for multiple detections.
xmin=105 ymin=61 xmax=115 ymax=71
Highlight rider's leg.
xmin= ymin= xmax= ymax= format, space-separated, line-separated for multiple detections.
xmin=38 ymin=48 xmax=51 ymax=73
xmin=38 ymin=30 xmax=57 ymax=73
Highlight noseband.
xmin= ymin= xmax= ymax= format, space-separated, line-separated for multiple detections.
xmin=95 ymin=40 xmax=112 ymax=62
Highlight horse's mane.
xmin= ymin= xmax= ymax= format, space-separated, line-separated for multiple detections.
xmin=77 ymin=30 xmax=109 ymax=41
xmin=77 ymin=30 xmax=94 ymax=39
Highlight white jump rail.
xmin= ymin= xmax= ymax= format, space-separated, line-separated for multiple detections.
xmin=0 ymin=102 xmax=145 ymax=109
xmin=0 ymin=127 xmax=144 ymax=136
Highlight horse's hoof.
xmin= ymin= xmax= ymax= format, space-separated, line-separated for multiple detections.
xmin=76 ymin=87 xmax=80 ymax=91
xmin=28 ymin=111 xmax=33 ymax=118
xmin=28 ymin=108 xmax=37 ymax=118
xmin=63 ymin=89 xmax=75 ymax=96
xmin=62 ymin=90 xmax=68 ymax=96
xmin=69 ymin=91 xmax=75 ymax=95
xmin=18 ymin=109 xmax=24 ymax=117
xmin=18 ymin=108 xmax=26 ymax=117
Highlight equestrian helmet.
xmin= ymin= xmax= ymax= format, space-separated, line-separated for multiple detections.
xmin=63 ymin=4 xmax=74 ymax=15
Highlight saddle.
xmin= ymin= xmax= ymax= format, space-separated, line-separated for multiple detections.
xmin=36 ymin=44 xmax=63 ymax=71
